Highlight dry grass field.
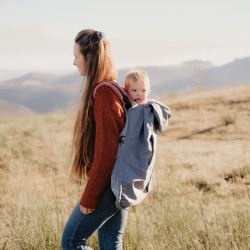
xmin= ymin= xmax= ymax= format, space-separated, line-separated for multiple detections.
xmin=0 ymin=84 xmax=250 ymax=249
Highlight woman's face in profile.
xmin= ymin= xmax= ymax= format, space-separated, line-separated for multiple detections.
xmin=73 ymin=43 xmax=86 ymax=76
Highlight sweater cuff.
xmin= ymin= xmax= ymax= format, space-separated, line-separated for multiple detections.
xmin=80 ymin=194 xmax=97 ymax=209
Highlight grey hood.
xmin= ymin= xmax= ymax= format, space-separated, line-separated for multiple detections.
xmin=145 ymin=99 xmax=172 ymax=132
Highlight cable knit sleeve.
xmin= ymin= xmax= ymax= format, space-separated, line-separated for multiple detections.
xmin=80 ymin=85 xmax=125 ymax=209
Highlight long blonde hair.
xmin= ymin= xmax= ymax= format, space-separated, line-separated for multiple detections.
xmin=71 ymin=29 xmax=117 ymax=179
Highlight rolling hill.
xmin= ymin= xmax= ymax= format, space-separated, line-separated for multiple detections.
xmin=0 ymin=99 xmax=34 ymax=116
xmin=0 ymin=57 xmax=249 ymax=114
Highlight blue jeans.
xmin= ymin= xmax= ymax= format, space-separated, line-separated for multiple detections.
xmin=61 ymin=184 xmax=129 ymax=250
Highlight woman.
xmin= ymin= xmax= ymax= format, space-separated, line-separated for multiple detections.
xmin=61 ymin=29 xmax=128 ymax=250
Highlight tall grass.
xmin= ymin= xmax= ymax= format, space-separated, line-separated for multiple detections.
xmin=1 ymin=113 xmax=250 ymax=249
xmin=2 ymin=179 xmax=250 ymax=249
xmin=6 ymin=186 xmax=64 ymax=250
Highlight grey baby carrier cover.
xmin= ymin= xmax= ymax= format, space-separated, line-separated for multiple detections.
xmin=93 ymin=81 xmax=171 ymax=209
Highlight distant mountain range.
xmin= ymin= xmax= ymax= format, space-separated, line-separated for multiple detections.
xmin=0 ymin=57 xmax=250 ymax=115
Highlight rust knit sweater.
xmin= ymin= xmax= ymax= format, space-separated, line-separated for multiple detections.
xmin=80 ymin=85 xmax=125 ymax=209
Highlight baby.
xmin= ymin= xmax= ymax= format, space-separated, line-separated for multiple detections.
xmin=124 ymin=70 xmax=150 ymax=104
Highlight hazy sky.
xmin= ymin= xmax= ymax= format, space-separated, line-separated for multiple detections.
xmin=1 ymin=0 xmax=250 ymax=74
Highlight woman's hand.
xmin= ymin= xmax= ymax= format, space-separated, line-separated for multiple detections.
xmin=80 ymin=205 xmax=95 ymax=214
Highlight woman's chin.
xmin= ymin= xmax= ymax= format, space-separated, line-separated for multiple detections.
xmin=79 ymin=72 xmax=86 ymax=77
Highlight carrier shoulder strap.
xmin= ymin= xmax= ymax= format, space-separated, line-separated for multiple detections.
xmin=93 ymin=81 xmax=134 ymax=109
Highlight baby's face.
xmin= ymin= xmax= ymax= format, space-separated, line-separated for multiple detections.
xmin=127 ymin=79 xmax=150 ymax=104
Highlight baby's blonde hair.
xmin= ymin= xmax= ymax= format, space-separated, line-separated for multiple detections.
xmin=124 ymin=70 xmax=150 ymax=90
